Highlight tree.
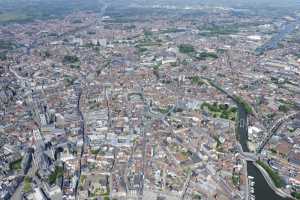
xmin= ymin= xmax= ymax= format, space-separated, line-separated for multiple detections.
xmin=278 ymin=104 xmax=289 ymax=113
xmin=63 ymin=55 xmax=79 ymax=64
xmin=292 ymin=192 xmax=300 ymax=199
xmin=178 ymin=44 xmax=195 ymax=54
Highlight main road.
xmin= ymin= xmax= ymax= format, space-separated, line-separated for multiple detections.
xmin=74 ymin=88 xmax=85 ymax=199
xmin=257 ymin=112 xmax=299 ymax=153
xmin=72 ymin=2 xmax=108 ymax=198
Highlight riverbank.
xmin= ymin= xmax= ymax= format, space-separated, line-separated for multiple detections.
xmin=200 ymin=77 xmax=291 ymax=200
xmin=254 ymin=162 xmax=292 ymax=199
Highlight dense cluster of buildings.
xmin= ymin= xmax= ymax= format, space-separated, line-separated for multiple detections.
xmin=0 ymin=1 xmax=300 ymax=200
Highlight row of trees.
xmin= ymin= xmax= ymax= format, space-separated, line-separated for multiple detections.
xmin=257 ymin=160 xmax=285 ymax=188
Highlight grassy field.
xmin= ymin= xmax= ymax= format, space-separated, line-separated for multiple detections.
xmin=0 ymin=0 xmax=104 ymax=24
xmin=201 ymin=102 xmax=237 ymax=121
xmin=23 ymin=176 xmax=32 ymax=193
xmin=0 ymin=13 xmax=32 ymax=23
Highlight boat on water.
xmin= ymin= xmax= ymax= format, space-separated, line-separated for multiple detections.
xmin=250 ymin=194 xmax=256 ymax=200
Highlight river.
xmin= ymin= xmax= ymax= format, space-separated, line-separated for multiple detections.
xmin=204 ymin=78 xmax=290 ymax=200
xmin=247 ymin=161 xmax=290 ymax=200
xmin=255 ymin=20 xmax=299 ymax=55
xmin=236 ymin=105 xmax=249 ymax=152
xmin=236 ymin=102 xmax=290 ymax=200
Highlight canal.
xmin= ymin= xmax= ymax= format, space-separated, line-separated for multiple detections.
xmin=247 ymin=161 xmax=290 ymax=200
xmin=255 ymin=20 xmax=299 ymax=55
xmin=236 ymin=102 xmax=290 ymax=200
xmin=202 ymin=77 xmax=291 ymax=200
